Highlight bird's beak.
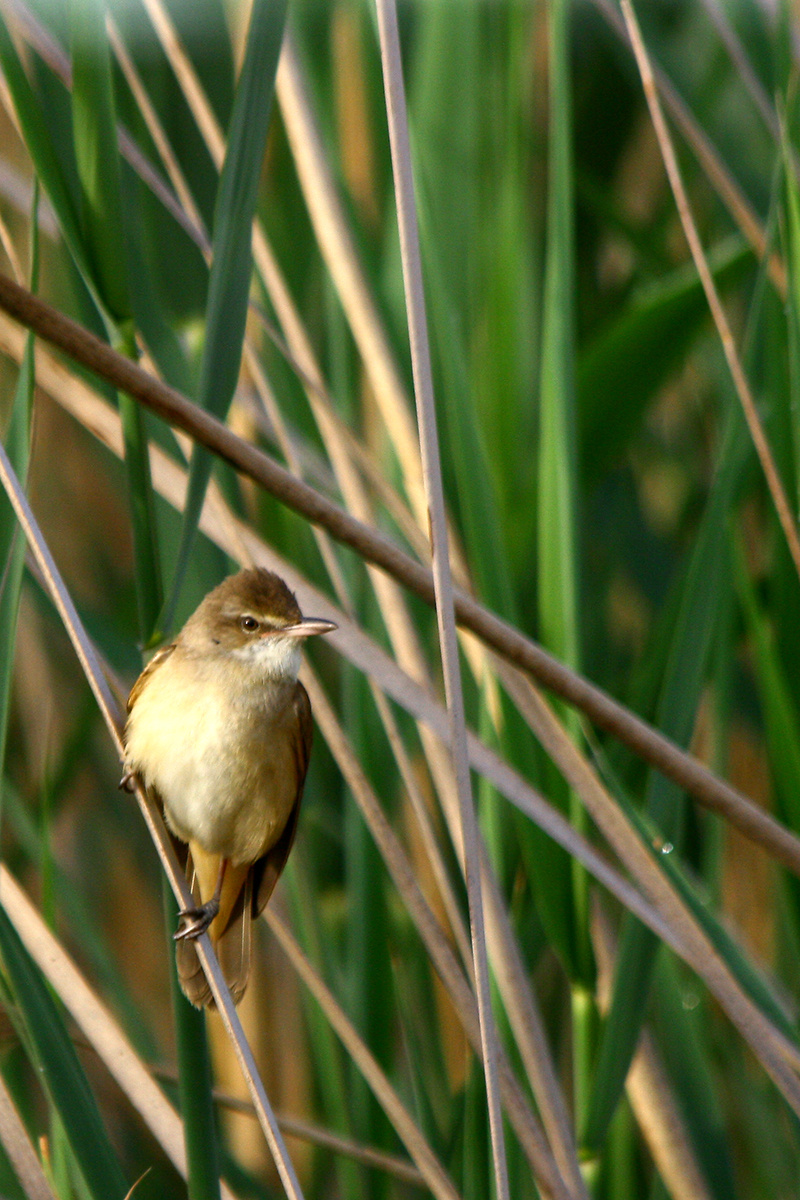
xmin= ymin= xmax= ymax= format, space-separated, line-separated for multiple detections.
xmin=275 ymin=617 xmax=338 ymax=639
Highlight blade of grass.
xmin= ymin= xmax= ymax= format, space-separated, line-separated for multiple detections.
xmin=420 ymin=171 xmax=575 ymax=977
xmin=0 ymin=0 xmax=164 ymax=642
xmin=70 ymin=0 xmax=131 ymax=329
xmin=2 ymin=0 xmax=207 ymax=253
xmin=285 ymin=862 xmax=367 ymax=1200
xmin=163 ymin=0 xmax=287 ymax=633
xmin=0 ymin=6 xmax=102 ymax=314
xmin=649 ymin=954 xmax=737 ymax=1200
xmin=495 ymin=668 xmax=800 ymax=1114
xmin=591 ymin=905 xmax=715 ymax=1200
xmin=301 ymin=665 xmax=576 ymax=1198
xmin=0 ymin=902 xmax=129 ymax=1199
xmin=781 ymin=116 xmax=800 ymax=514
xmin=163 ymin=879 xmax=220 ymax=1200
xmin=582 ymin=397 xmax=749 ymax=1151
xmin=586 ymin=728 xmax=798 ymax=1047
xmin=539 ymin=0 xmax=595 ymax=1148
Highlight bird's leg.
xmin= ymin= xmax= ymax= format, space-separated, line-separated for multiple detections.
xmin=174 ymin=858 xmax=227 ymax=941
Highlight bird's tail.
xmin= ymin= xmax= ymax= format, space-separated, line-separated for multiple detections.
xmin=175 ymin=859 xmax=253 ymax=1009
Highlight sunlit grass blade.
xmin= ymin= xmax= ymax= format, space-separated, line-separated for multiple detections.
xmin=0 ymin=901 xmax=129 ymax=1199
xmin=164 ymin=0 xmax=288 ymax=633
xmin=537 ymin=0 xmax=589 ymax=992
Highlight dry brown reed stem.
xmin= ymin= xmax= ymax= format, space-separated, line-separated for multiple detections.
xmin=0 ymin=442 xmax=307 ymax=1200
xmin=1 ymin=272 xmax=799 ymax=886
xmin=620 ymin=0 xmax=800 ymax=584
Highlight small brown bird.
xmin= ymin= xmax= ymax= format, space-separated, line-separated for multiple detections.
xmin=123 ymin=568 xmax=336 ymax=1007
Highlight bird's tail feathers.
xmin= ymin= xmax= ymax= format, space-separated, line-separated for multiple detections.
xmin=175 ymin=854 xmax=252 ymax=1009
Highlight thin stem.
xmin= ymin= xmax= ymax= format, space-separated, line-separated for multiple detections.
xmin=373 ymin=4 xmax=509 ymax=1198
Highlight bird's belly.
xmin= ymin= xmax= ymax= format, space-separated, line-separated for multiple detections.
xmin=125 ymin=673 xmax=297 ymax=863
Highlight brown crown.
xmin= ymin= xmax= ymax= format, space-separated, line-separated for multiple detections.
xmin=193 ymin=568 xmax=303 ymax=629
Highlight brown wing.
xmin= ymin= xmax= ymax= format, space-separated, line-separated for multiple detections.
xmin=126 ymin=642 xmax=177 ymax=713
xmin=252 ymin=680 xmax=313 ymax=915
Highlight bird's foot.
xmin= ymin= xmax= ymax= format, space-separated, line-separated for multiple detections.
xmin=118 ymin=770 xmax=137 ymax=792
xmin=174 ymin=898 xmax=220 ymax=941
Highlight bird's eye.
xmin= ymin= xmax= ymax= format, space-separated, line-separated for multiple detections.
xmin=240 ymin=615 xmax=260 ymax=633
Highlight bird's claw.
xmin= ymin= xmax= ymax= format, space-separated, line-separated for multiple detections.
xmin=118 ymin=770 xmax=137 ymax=793
xmin=173 ymin=898 xmax=220 ymax=941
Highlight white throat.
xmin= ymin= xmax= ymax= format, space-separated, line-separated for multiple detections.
xmin=231 ymin=635 xmax=302 ymax=681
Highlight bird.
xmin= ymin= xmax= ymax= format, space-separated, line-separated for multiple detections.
xmin=123 ymin=567 xmax=336 ymax=1007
